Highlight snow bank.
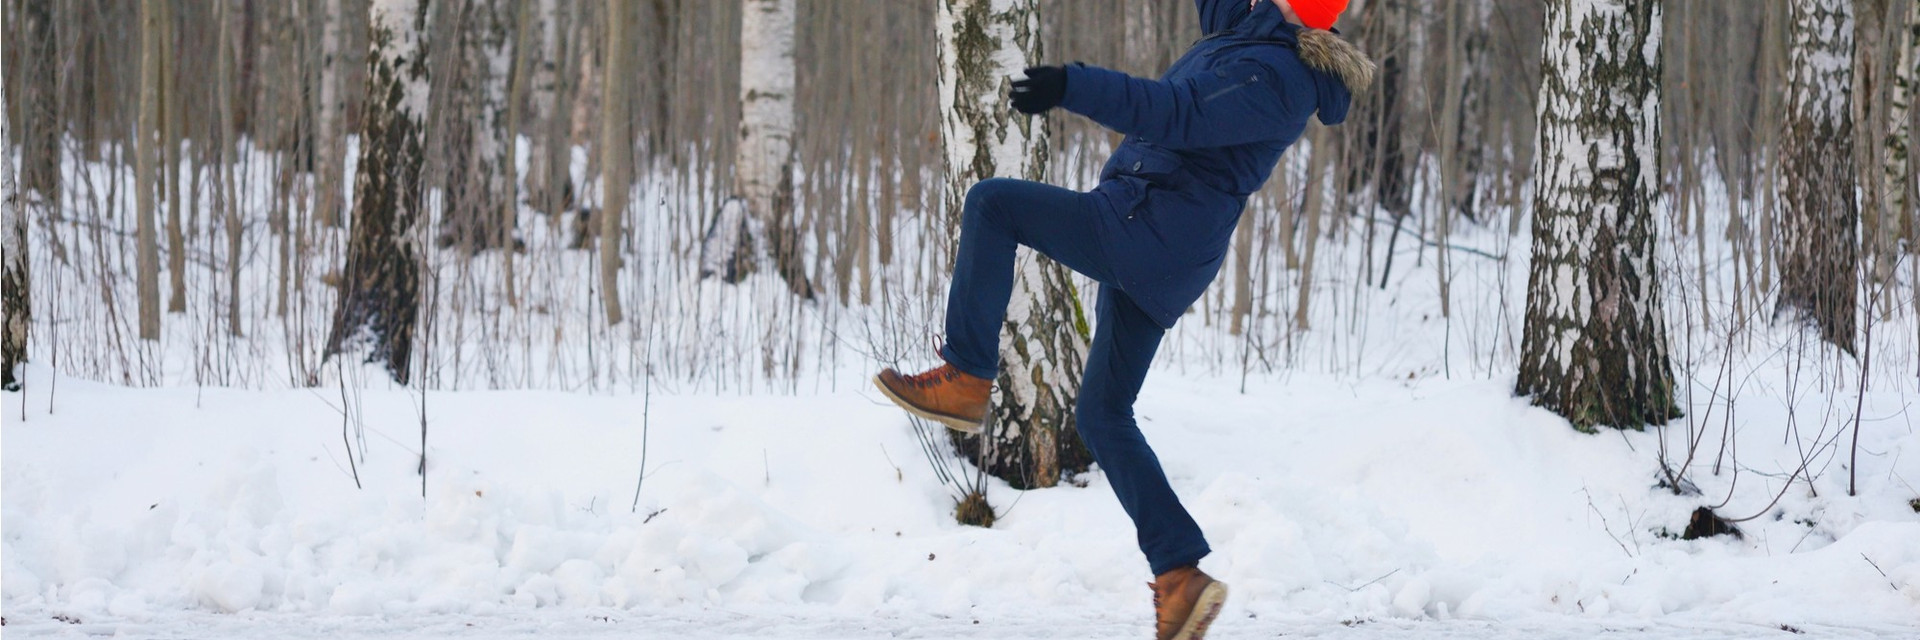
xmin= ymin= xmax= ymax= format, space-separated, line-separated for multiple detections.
xmin=4 ymin=359 xmax=1917 ymax=635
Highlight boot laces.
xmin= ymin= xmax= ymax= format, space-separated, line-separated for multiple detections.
xmin=901 ymin=365 xmax=961 ymax=389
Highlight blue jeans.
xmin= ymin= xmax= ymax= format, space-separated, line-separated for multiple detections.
xmin=939 ymin=177 xmax=1210 ymax=576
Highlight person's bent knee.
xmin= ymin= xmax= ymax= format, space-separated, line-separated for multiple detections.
xmin=964 ymin=178 xmax=1023 ymax=227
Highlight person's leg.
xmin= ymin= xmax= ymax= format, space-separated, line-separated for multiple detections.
xmin=1077 ymin=284 xmax=1209 ymax=575
xmin=940 ymin=178 xmax=1117 ymax=380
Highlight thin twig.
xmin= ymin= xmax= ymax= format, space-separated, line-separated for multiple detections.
xmin=1860 ymin=554 xmax=1897 ymax=591
xmin=1328 ymin=568 xmax=1401 ymax=593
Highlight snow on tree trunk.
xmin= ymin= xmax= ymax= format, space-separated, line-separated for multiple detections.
xmin=1516 ymin=0 xmax=1677 ymax=432
xmin=1777 ymin=0 xmax=1858 ymax=353
xmin=937 ymin=0 xmax=1090 ymax=488
xmin=327 ymin=0 xmax=432 ymax=384
xmin=2 ymin=79 xmax=25 ymax=390
xmin=705 ymin=0 xmax=813 ymax=299
xmin=598 ymin=0 xmax=630 ymax=326
xmin=137 ymin=0 xmax=164 ymax=342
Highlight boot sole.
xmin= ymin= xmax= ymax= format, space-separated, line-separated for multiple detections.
xmin=872 ymin=375 xmax=985 ymax=435
xmin=1173 ymin=580 xmax=1228 ymax=640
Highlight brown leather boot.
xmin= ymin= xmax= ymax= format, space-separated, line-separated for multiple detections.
xmin=873 ymin=363 xmax=991 ymax=433
xmin=1152 ymin=566 xmax=1228 ymax=640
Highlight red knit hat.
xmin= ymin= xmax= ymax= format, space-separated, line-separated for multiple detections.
xmin=1286 ymin=0 xmax=1348 ymax=30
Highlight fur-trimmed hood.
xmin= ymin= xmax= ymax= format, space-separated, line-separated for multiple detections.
xmin=1225 ymin=2 xmax=1374 ymax=124
xmin=1295 ymin=27 xmax=1375 ymax=93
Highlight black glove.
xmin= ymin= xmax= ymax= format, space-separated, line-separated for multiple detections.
xmin=1010 ymin=66 xmax=1067 ymax=115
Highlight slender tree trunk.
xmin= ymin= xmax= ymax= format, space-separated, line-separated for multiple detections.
xmin=316 ymin=0 xmax=347 ymax=226
xmin=7 ymin=0 xmax=58 ymax=389
xmin=1517 ymin=0 xmax=1676 ymax=432
xmin=1853 ymin=0 xmax=1894 ymax=302
xmin=1777 ymin=0 xmax=1858 ymax=353
xmin=1228 ymin=205 xmax=1255 ymax=336
xmin=138 ymin=0 xmax=164 ymax=341
xmin=938 ymin=0 xmax=1089 ymax=489
xmin=163 ymin=0 xmax=188 ymax=314
xmin=1886 ymin=1 xmax=1916 ymax=251
xmin=1296 ymin=128 xmax=1334 ymax=332
xmin=1433 ymin=0 xmax=1470 ymax=319
xmin=501 ymin=0 xmax=536 ymax=306
xmin=528 ymin=0 xmax=572 ymax=218
xmin=327 ymin=0 xmax=432 ymax=384
xmin=598 ymin=0 xmax=629 ymax=325
xmin=2 ymin=78 xmax=26 ymax=390
xmin=706 ymin=0 xmax=812 ymax=299
xmin=219 ymin=0 xmax=244 ymax=337
xmin=1451 ymin=0 xmax=1491 ymax=221
xmin=439 ymin=0 xmax=513 ymax=252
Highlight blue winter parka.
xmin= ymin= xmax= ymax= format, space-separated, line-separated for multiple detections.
xmin=1057 ymin=0 xmax=1359 ymax=329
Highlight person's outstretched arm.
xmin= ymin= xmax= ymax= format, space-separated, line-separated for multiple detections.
xmin=1057 ymin=60 xmax=1301 ymax=149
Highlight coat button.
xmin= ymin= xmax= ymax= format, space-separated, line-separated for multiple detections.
xmin=1131 ymin=161 xmax=1142 ymax=172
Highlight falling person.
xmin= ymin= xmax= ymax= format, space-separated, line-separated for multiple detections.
xmin=876 ymin=1 xmax=1372 ymax=638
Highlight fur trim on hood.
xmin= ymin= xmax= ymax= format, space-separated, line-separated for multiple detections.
xmin=1295 ymin=28 xmax=1374 ymax=92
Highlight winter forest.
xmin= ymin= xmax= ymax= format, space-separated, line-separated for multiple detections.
xmin=3 ymin=0 xmax=1919 ymax=637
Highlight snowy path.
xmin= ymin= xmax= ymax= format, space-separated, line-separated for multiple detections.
xmin=2 ymin=608 xmax=1908 ymax=639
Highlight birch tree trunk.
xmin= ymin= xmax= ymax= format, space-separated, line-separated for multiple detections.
xmin=440 ymin=0 xmax=513 ymax=252
xmin=598 ymin=0 xmax=629 ymax=326
xmin=1887 ymin=3 xmax=1916 ymax=250
xmin=528 ymin=0 xmax=573 ymax=218
xmin=317 ymin=0 xmax=348 ymax=226
xmin=1777 ymin=0 xmax=1858 ymax=353
xmin=7 ymin=0 xmax=58 ymax=390
xmin=138 ymin=0 xmax=164 ymax=341
xmin=1516 ymin=0 xmax=1676 ymax=432
xmin=2 ymin=80 xmax=25 ymax=390
xmin=327 ymin=0 xmax=432 ymax=384
xmin=1853 ymin=0 xmax=1895 ymax=301
xmin=938 ymin=0 xmax=1090 ymax=489
xmin=704 ymin=0 xmax=814 ymax=299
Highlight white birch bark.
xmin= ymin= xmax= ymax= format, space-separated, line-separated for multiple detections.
xmin=1888 ymin=3 xmax=1916 ymax=247
xmin=1516 ymin=0 xmax=1676 ymax=431
xmin=937 ymin=0 xmax=1088 ymax=488
xmin=717 ymin=0 xmax=812 ymax=298
xmin=443 ymin=0 xmax=513 ymax=251
xmin=327 ymin=0 xmax=433 ymax=384
xmin=1778 ymin=0 xmax=1858 ymax=353
xmin=2 ymin=78 xmax=26 ymax=390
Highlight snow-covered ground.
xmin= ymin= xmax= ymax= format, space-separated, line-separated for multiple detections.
xmin=5 ymin=347 xmax=1918 ymax=637
xmin=8 ymin=130 xmax=1920 ymax=636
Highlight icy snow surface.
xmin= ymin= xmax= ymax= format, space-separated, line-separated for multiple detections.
xmin=4 ymin=356 xmax=1917 ymax=638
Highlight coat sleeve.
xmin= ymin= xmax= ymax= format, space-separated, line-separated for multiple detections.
xmin=1196 ymin=0 xmax=1250 ymax=35
xmin=1058 ymin=59 xmax=1301 ymax=150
